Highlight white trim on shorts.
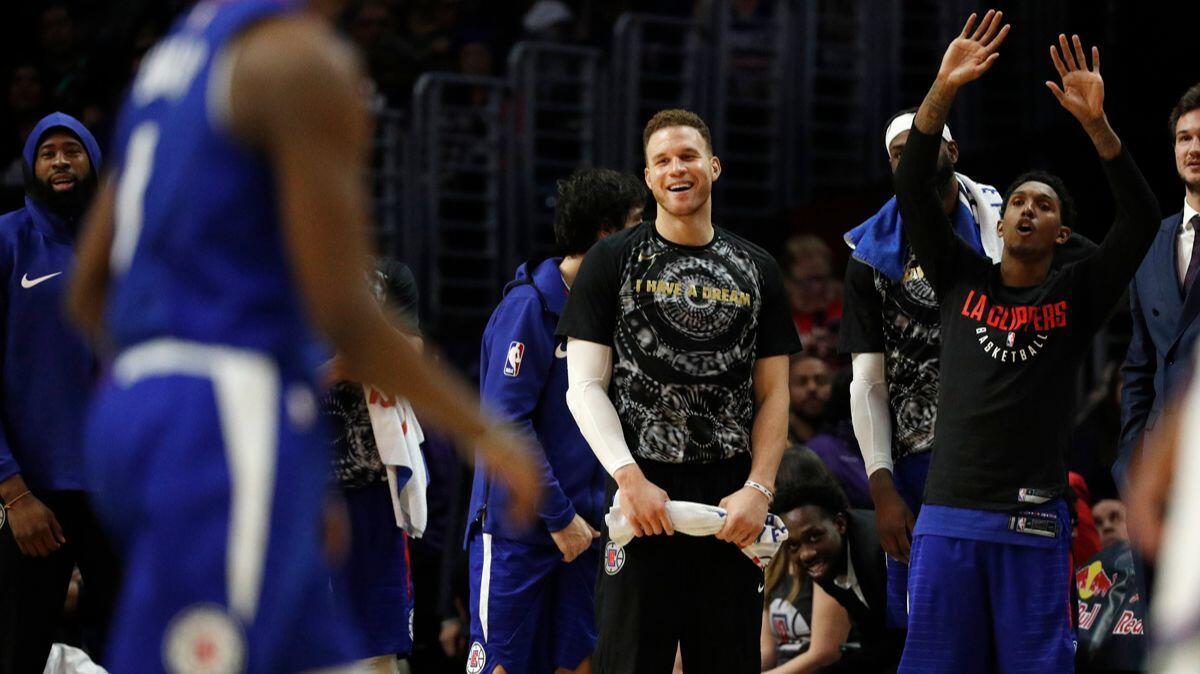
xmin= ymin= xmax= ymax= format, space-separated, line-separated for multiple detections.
xmin=114 ymin=338 xmax=280 ymax=622
xmin=479 ymin=533 xmax=493 ymax=642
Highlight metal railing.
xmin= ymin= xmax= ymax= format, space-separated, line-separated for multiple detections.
xmin=410 ymin=73 xmax=509 ymax=336
xmin=507 ymin=41 xmax=604 ymax=263
xmin=610 ymin=13 xmax=713 ymax=173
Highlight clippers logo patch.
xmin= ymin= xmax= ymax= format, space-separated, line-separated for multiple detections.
xmin=503 ymin=341 xmax=525 ymax=377
xmin=466 ymin=641 xmax=486 ymax=673
xmin=162 ymin=605 xmax=245 ymax=674
xmin=604 ymin=540 xmax=626 ymax=575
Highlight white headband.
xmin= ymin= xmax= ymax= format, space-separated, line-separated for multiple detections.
xmin=884 ymin=113 xmax=953 ymax=155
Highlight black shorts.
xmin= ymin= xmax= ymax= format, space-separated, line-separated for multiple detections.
xmin=593 ymin=454 xmax=762 ymax=674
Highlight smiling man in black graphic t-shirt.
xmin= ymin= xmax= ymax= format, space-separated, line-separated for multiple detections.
xmin=892 ymin=12 xmax=1161 ymax=674
xmin=557 ymin=109 xmax=801 ymax=674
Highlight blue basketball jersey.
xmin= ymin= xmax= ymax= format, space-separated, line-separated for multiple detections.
xmin=106 ymin=0 xmax=317 ymax=371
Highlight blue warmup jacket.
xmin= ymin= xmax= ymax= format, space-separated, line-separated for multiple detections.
xmin=0 ymin=112 xmax=101 ymax=489
xmin=467 ymin=258 xmax=605 ymax=546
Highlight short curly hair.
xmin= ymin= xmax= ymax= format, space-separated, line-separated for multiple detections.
xmin=773 ymin=446 xmax=850 ymax=518
xmin=1000 ymin=170 xmax=1076 ymax=232
xmin=553 ymin=168 xmax=646 ymax=256
xmin=1169 ymin=83 xmax=1200 ymax=141
xmin=642 ymin=108 xmax=714 ymax=156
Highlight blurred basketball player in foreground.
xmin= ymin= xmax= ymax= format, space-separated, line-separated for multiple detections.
xmin=67 ymin=1 xmax=537 ymax=671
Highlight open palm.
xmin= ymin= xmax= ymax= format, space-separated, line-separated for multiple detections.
xmin=1047 ymin=34 xmax=1105 ymax=124
xmin=938 ymin=10 xmax=1010 ymax=87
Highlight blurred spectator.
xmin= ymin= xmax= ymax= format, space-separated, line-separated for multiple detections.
xmin=347 ymin=0 xmax=391 ymax=52
xmin=38 ymin=4 xmax=90 ymax=113
xmin=783 ymin=235 xmax=842 ymax=365
xmin=788 ymin=357 xmax=870 ymax=509
xmin=787 ymin=355 xmax=830 ymax=444
xmin=1 ymin=63 xmax=47 ymax=211
xmin=342 ymin=0 xmax=406 ymax=108
xmin=1093 ymin=500 xmax=1129 ymax=550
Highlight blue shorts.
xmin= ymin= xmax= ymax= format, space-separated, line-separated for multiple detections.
xmin=899 ymin=502 xmax=1075 ymax=673
xmin=467 ymin=530 xmax=598 ymax=674
xmin=339 ymin=481 xmax=414 ymax=658
xmin=84 ymin=341 xmax=364 ymax=673
xmin=885 ymin=452 xmax=931 ymax=630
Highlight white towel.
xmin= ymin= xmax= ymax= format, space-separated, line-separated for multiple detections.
xmin=957 ymin=172 xmax=1004 ymax=263
xmin=605 ymin=494 xmax=788 ymax=570
xmin=363 ymin=385 xmax=428 ymax=537
xmin=43 ymin=644 xmax=107 ymax=674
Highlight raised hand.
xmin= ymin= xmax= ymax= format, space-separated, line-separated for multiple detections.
xmin=937 ymin=10 xmax=1011 ymax=89
xmin=1047 ymin=34 xmax=1105 ymax=126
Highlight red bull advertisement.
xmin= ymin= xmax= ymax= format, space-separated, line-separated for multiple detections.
xmin=1074 ymin=541 xmax=1146 ymax=670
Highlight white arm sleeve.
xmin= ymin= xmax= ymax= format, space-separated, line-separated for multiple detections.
xmin=849 ymin=352 xmax=894 ymax=477
xmin=564 ymin=338 xmax=637 ymax=477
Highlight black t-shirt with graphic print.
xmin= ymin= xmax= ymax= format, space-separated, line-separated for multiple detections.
xmin=895 ymin=126 xmax=1159 ymax=511
xmin=322 ymin=381 xmax=387 ymax=489
xmin=557 ymin=222 xmax=802 ymax=464
xmin=839 ymin=252 xmax=942 ymax=462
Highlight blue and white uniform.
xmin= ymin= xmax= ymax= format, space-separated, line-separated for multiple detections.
xmin=465 ymin=258 xmax=605 ymax=674
xmin=83 ymin=2 xmax=362 ymax=671
xmin=0 ymin=113 xmax=101 ymax=492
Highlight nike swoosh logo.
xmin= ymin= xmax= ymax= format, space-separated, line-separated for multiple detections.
xmin=555 ymin=343 xmax=568 ymax=359
xmin=757 ymin=582 xmax=765 ymax=593
xmin=21 ymin=272 xmax=62 ymax=289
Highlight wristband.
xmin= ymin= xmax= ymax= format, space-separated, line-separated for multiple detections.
xmin=744 ymin=480 xmax=774 ymax=504
xmin=3 ymin=489 xmax=31 ymax=510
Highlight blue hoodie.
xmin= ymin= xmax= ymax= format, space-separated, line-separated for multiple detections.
xmin=0 ymin=112 xmax=101 ymax=489
xmin=466 ymin=258 xmax=605 ymax=547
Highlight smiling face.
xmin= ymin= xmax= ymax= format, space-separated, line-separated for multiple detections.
xmin=999 ymin=181 xmax=1070 ymax=260
xmin=782 ymin=505 xmax=846 ymax=583
xmin=644 ymin=125 xmax=720 ymax=219
xmin=1176 ymin=108 xmax=1200 ymax=193
xmin=34 ymin=130 xmax=90 ymax=194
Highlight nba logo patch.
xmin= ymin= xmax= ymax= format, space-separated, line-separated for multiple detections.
xmin=604 ymin=540 xmax=626 ymax=576
xmin=503 ymin=341 xmax=525 ymax=377
xmin=466 ymin=641 xmax=487 ymax=673
xmin=162 ymin=604 xmax=245 ymax=674
xmin=1006 ymin=332 xmax=1016 ymax=347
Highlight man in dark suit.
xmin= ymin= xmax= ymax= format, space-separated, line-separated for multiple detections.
xmin=778 ymin=465 xmax=904 ymax=672
xmin=1117 ymin=83 xmax=1200 ymax=488
xmin=1116 ymin=84 xmax=1200 ymax=622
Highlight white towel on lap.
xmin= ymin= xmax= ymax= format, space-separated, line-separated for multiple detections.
xmin=363 ymin=385 xmax=428 ymax=537
xmin=605 ymin=494 xmax=788 ymax=570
